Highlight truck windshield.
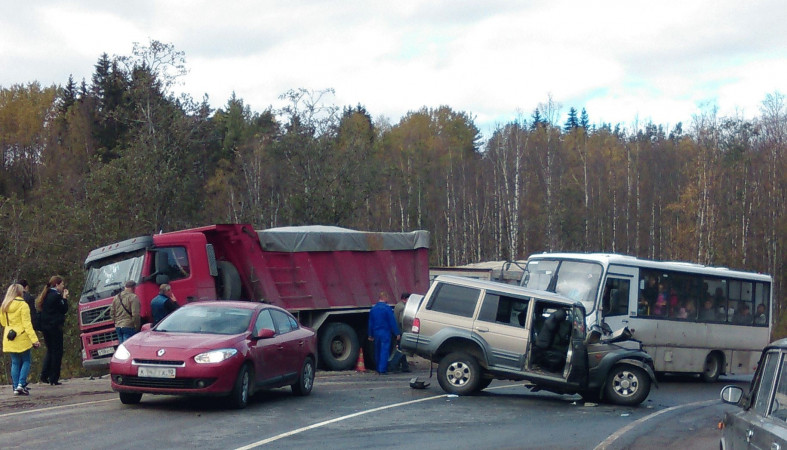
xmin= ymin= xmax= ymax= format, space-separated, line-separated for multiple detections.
xmin=521 ymin=259 xmax=602 ymax=314
xmin=81 ymin=250 xmax=145 ymax=304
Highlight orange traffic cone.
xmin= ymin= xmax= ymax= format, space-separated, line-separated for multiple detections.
xmin=355 ymin=348 xmax=366 ymax=372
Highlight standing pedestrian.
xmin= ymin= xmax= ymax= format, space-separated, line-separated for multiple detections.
xmin=17 ymin=279 xmax=39 ymax=331
xmin=390 ymin=292 xmax=411 ymax=372
xmin=1 ymin=283 xmax=41 ymax=394
xmin=367 ymin=291 xmax=400 ymax=374
xmin=36 ymin=275 xmax=69 ymax=385
xmin=110 ymin=280 xmax=140 ymax=344
xmin=150 ymin=283 xmax=179 ymax=325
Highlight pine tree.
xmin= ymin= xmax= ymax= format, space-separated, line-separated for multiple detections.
xmin=580 ymin=108 xmax=590 ymax=129
xmin=563 ymin=107 xmax=579 ymax=132
xmin=531 ymin=109 xmax=543 ymax=130
xmin=60 ymin=75 xmax=77 ymax=115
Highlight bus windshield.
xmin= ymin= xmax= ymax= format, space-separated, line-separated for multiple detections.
xmin=521 ymin=259 xmax=602 ymax=314
xmin=81 ymin=250 xmax=145 ymax=304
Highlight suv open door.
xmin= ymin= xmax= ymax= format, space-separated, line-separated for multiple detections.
xmin=566 ymin=304 xmax=588 ymax=385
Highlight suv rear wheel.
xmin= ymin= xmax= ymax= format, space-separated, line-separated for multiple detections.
xmin=437 ymin=352 xmax=481 ymax=395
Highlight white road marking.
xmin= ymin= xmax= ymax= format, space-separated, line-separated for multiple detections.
xmin=594 ymin=399 xmax=717 ymax=449
xmin=234 ymin=382 xmax=527 ymax=449
xmin=0 ymin=398 xmax=116 ymax=419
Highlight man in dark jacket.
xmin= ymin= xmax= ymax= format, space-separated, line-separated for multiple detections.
xmin=151 ymin=283 xmax=179 ymax=324
xmin=367 ymin=292 xmax=400 ymax=374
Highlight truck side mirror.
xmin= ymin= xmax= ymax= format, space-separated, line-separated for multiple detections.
xmin=155 ymin=274 xmax=170 ymax=285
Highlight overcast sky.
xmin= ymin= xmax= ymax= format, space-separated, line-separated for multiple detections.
xmin=2 ymin=1 xmax=786 ymax=138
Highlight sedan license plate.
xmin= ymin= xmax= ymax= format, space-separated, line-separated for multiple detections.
xmin=137 ymin=366 xmax=176 ymax=378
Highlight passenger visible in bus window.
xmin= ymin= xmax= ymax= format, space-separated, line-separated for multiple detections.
xmin=667 ymin=287 xmax=680 ymax=317
xmin=698 ymin=298 xmax=716 ymax=322
xmin=713 ymin=287 xmax=726 ymax=308
xmin=756 ymin=304 xmax=768 ymax=325
xmin=676 ymin=302 xmax=688 ymax=319
xmin=680 ymin=299 xmax=697 ymax=320
xmin=733 ymin=304 xmax=753 ymax=325
xmin=727 ymin=301 xmax=739 ymax=322
xmin=642 ymin=275 xmax=658 ymax=307
xmin=652 ymin=284 xmax=668 ymax=316
xmin=637 ymin=295 xmax=649 ymax=315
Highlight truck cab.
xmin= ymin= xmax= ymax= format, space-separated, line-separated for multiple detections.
xmin=79 ymin=232 xmax=225 ymax=367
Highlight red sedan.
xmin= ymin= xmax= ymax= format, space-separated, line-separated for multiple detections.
xmin=110 ymin=301 xmax=317 ymax=408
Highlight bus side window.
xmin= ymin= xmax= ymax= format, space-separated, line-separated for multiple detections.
xmin=754 ymin=282 xmax=770 ymax=326
xmin=603 ymin=279 xmax=629 ymax=317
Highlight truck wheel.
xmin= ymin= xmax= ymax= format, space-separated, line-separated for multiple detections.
xmin=701 ymin=353 xmax=722 ymax=383
xmin=319 ymin=323 xmax=360 ymax=371
xmin=437 ymin=352 xmax=481 ymax=395
xmin=216 ymin=261 xmax=242 ymax=300
xmin=228 ymin=364 xmax=251 ymax=409
xmin=291 ymin=356 xmax=315 ymax=396
xmin=119 ymin=392 xmax=142 ymax=405
xmin=604 ymin=365 xmax=650 ymax=406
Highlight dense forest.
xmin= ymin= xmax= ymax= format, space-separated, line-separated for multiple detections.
xmin=1 ymin=41 xmax=785 ymax=378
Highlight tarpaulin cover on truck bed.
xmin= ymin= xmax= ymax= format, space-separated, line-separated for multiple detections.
xmin=257 ymin=226 xmax=429 ymax=252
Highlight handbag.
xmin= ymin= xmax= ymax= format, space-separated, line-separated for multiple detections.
xmin=5 ymin=312 xmax=16 ymax=340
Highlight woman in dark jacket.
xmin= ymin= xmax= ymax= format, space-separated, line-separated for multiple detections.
xmin=35 ymin=275 xmax=69 ymax=385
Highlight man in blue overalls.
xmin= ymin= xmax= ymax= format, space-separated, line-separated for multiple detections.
xmin=368 ymin=291 xmax=401 ymax=374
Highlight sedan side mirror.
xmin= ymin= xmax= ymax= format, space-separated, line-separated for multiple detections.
xmin=141 ymin=323 xmax=152 ymax=332
xmin=257 ymin=328 xmax=275 ymax=339
xmin=720 ymin=385 xmax=744 ymax=405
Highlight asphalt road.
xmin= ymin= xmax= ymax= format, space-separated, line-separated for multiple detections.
xmin=0 ymin=359 xmax=750 ymax=449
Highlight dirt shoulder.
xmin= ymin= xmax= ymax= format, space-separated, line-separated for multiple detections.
xmin=0 ymin=374 xmax=114 ymax=413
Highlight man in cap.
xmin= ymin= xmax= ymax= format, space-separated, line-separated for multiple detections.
xmin=110 ymin=280 xmax=141 ymax=344
xmin=367 ymin=291 xmax=400 ymax=374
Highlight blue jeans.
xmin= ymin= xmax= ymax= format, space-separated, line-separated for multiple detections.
xmin=116 ymin=327 xmax=137 ymax=344
xmin=10 ymin=350 xmax=32 ymax=388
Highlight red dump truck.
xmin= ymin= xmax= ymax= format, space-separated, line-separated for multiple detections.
xmin=78 ymin=224 xmax=430 ymax=370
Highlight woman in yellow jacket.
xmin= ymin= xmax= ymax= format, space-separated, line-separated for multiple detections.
xmin=0 ymin=283 xmax=41 ymax=395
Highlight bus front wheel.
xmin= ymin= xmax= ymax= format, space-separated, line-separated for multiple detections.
xmin=701 ymin=353 xmax=722 ymax=383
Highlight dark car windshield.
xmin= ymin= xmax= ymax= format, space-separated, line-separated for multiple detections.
xmin=156 ymin=305 xmax=254 ymax=335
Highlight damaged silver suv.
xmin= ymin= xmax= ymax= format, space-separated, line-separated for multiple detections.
xmin=400 ymin=275 xmax=656 ymax=405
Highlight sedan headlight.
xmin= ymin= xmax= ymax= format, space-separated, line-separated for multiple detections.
xmin=194 ymin=348 xmax=238 ymax=364
xmin=113 ymin=344 xmax=131 ymax=361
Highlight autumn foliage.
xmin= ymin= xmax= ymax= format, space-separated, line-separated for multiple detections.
xmin=0 ymin=41 xmax=785 ymax=379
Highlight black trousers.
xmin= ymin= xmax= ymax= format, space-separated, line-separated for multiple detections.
xmin=40 ymin=327 xmax=64 ymax=383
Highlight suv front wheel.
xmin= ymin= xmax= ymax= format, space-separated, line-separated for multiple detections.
xmin=604 ymin=365 xmax=650 ymax=406
xmin=437 ymin=352 xmax=481 ymax=395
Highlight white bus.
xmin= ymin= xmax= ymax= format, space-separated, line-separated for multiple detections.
xmin=520 ymin=253 xmax=773 ymax=382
